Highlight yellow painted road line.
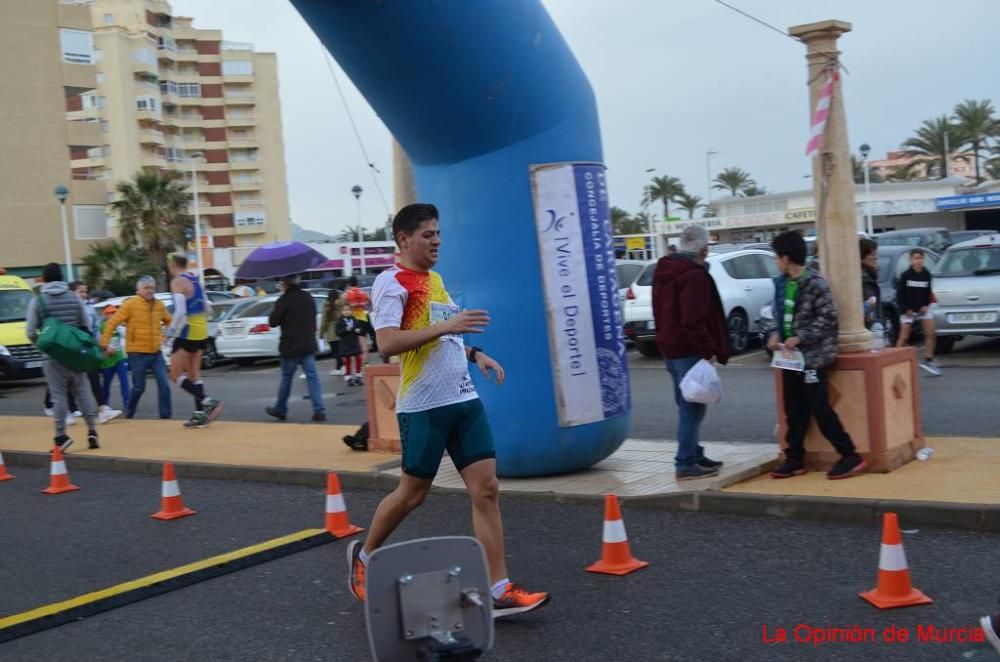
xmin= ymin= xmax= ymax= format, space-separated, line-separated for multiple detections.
xmin=0 ymin=528 xmax=333 ymax=642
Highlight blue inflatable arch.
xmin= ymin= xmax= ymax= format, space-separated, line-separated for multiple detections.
xmin=290 ymin=0 xmax=630 ymax=476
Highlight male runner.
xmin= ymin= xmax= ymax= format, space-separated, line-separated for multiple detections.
xmin=165 ymin=255 xmax=223 ymax=428
xmin=347 ymin=203 xmax=549 ymax=618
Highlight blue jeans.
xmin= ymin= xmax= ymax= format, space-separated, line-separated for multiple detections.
xmin=127 ymin=352 xmax=171 ymax=419
xmin=101 ymin=360 xmax=131 ymax=409
xmin=666 ymin=356 xmax=708 ymax=470
xmin=274 ymin=354 xmax=325 ymax=414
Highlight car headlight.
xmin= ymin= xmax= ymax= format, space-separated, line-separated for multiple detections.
xmin=0 ymin=345 xmax=11 ymax=357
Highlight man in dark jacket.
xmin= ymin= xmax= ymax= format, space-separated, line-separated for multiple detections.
xmin=25 ymin=263 xmax=99 ymax=451
xmin=766 ymin=231 xmax=866 ymax=480
xmin=265 ymin=276 xmax=326 ymax=422
xmin=859 ymin=238 xmax=880 ymax=329
xmin=652 ymin=225 xmax=730 ymax=481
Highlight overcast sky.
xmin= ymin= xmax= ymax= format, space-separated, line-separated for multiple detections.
xmin=170 ymin=0 xmax=1000 ymax=234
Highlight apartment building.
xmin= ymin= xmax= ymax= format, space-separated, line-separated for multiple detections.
xmin=87 ymin=0 xmax=291 ymax=261
xmin=1 ymin=0 xmax=291 ymax=277
xmin=0 ymin=1 xmax=107 ymax=277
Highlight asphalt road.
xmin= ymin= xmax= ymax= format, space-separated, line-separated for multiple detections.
xmin=2 ymin=337 xmax=998 ymax=444
xmin=1 ymin=466 xmax=998 ymax=661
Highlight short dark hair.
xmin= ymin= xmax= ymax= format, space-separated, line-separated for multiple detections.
xmin=171 ymin=254 xmax=188 ymax=268
xmin=859 ymin=238 xmax=878 ymax=260
xmin=42 ymin=262 xmax=63 ymax=283
xmin=770 ymin=231 xmax=807 ymax=266
xmin=392 ymin=203 xmax=438 ymax=245
xmin=909 ymin=248 xmax=925 ymax=257
xmin=347 ymin=276 xmax=358 ymax=287
xmin=68 ymin=280 xmax=85 ymax=291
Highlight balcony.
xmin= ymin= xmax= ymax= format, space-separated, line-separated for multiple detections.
xmin=140 ymin=153 xmax=167 ymax=169
xmin=131 ymin=58 xmax=158 ymax=76
xmin=231 ymin=178 xmax=262 ymax=191
xmin=136 ymin=109 xmax=162 ymax=123
xmin=62 ymin=62 xmax=97 ymax=95
xmin=175 ymin=49 xmax=198 ymax=62
xmin=66 ymin=120 xmax=102 ymax=147
xmin=227 ymin=138 xmax=258 ymax=149
xmin=163 ymin=113 xmax=201 ymax=128
xmin=224 ymin=93 xmax=255 ymax=106
xmin=229 ymin=160 xmax=259 ymax=171
xmin=139 ymin=129 xmax=165 ymax=145
xmin=222 ymin=73 xmax=254 ymax=84
xmin=226 ymin=114 xmax=257 ymax=127
xmin=71 ymin=155 xmax=106 ymax=170
xmin=176 ymin=95 xmax=202 ymax=107
xmin=235 ymin=222 xmax=267 ymax=236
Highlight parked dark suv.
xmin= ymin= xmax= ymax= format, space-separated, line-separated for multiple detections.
xmin=875 ymin=228 xmax=951 ymax=254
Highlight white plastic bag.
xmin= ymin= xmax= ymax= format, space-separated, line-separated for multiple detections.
xmin=679 ymin=359 xmax=723 ymax=404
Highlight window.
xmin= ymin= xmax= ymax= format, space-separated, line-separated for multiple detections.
xmin=100 ymin=120 xmax=109 ymax=133
xmin=103 ymin=13 xmax=113 ymax=25
xmin=60 ymin=29 xmax=94 ymax=64
xmin=82 ymin=93 xmax=105 ymax=109
xmin=722 ymin=255 xmax=764 ymax=280
xmin=96 ymin=72 xmax=105 ymax=85
xmin=230 ymin=149 xmax=258 ymax=162
xmin=178 ymin=82 xmax=201 ymax=97
xmin=132 ymin=48 xmax=156 ymax=66
xmin=616 ymin=263 xmax=644 ymax=288
xmin=222 ymin=60 xmax=254 ymax=75
xmin=160 ymin=80 xmax=178 ymax=95
xmin=136 ymin=96 xmax=158 ymax=112
xmin=74 ymin=205 xmax=109 ymax=240
xmin=235 ymin=211 xmax=267 ymax=227
xmin=636 ymin=264 xmax=655 ymax=287
xmin=165 ymin=147 xmax=184 ymax=163
xmin=158 ymin=36 xmax=176 ymax=51
xmin=937 ymin=246 xmax=1000 ymax=277
xmin=755 ymin=254 xmax=780 ymax=278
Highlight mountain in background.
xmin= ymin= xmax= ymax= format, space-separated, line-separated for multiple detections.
xmin=292 ymin=223 xmax=338 ymax=243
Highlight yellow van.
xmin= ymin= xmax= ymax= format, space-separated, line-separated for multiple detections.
xmin=0 ymin=272 xmax=45 ymax=380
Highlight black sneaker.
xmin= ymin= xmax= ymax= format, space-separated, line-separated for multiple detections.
xmin=53 ymin=435 xmax=73 ymax=453
xmin=770 ymin=459 xmax=806 ymax=479
xmin=265 ymin=406 xmax=286 ymax=422
xmin=697 ymin=456 xmax=724 ymax=469
xmin=981 ymin=613 xmax=1000 ymax=655
xmin=183 ymin=412 xmax=209 ymax=429
xmin=87 ymin=432 xmax=100 ymax=450
xmin=312 ymin=411 xmax=327 ymax=422
xmin=827 ymin=454 xmax=867 ymax=480
xmin=203 ymin=398 xmax=225 ymax=423
xmin=676 ymin=464 xmax=720 ymax=481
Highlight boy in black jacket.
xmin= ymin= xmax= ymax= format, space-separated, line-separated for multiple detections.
xmin=335 ymin=304 xmax=365 ymax=387
xmin=895 ymin=248 xmax=941 ymax=376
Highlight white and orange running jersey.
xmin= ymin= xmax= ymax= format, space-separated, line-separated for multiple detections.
xmin=370 ymin=265 xmax=478 ymax=413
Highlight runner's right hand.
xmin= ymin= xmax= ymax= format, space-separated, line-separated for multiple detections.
xmin=445 ymin=309 xmax=490 ymax=335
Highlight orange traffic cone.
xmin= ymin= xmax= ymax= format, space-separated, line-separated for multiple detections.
xmin=586 ymin=494 xmax=649 ymax=575
xmin=325 ymin=473 xmax=363 ymax=538
xmin=0 ymin=451 xmax=14 ymax=481
xmin=42 ymin=447 xmax=79 ymax=494
xmin=151 ymin=462 xmax=196 ymax=521
xmin=860 ymin=512 xmax=933 ymax=609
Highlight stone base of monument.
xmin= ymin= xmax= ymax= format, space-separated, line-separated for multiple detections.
xmin=773 ymin=347 xmax=925 ymax=472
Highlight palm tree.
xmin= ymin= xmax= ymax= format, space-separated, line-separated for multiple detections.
xmin=985 ymin=158 xmax=1000 ymax=181
xmin=851 ymin=156 xmax=885 ymax=184
xmin=886 ymin=162 xmax=921 ymax=183
xmin=632 ymin=211 xmax=655 ymax=233
xmin=900 ymin=115 xmax=967 ymax=179
xmin=82 ymin=241 xmax=155 ymax=296
xmin=674 ymin=193 xmax=704 ymax=219
xmin=110 ymin=170 xmax=191 ymax=284
xmin=641 ymin=175 xmax=685 ymax=219
xmin=612 ymin=206 xmax=646 ymax=234
xmin=712 ymin=167 xmax=755 ymax=197
xmin=337 ymin=225 xmax=382 ymax=242
xmin=742 ymin=184 xmax=768 ymax=197
xmin=953 ymin=99 xmax=999 ymax=183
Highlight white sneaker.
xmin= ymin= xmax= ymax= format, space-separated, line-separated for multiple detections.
xmin=72 ymin=410 xmax=83 ymax=418
xmin=299 ymin=373 xmax=307 ymax=379
xmin=98 ymin=406 xmax=122 ymax=425
xmin=343 ymin=374 xmax=352 ymax=382
xmin=919 ymin=359 xmax=942 ymax=376
xmin=65 ymin=414 xmax=77 ymax=426
xmin=330 ymin=367 xmax=346 ymax=376
xmin=44 ymin=407 xmax=54 ymax=417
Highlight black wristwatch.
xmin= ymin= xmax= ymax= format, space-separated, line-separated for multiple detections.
xmin=468 ymin=346 xmax=483 ymax=363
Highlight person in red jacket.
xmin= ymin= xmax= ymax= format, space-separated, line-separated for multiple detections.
xmin=652 ymin=225 xmax=731 ymax=480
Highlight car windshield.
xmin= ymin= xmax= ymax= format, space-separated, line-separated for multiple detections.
xmin=235 ymin=299 xmax=276 ymax=318
xmin=936 ymin=246 xmax=1000 ymax=277
xmin=876 ymin=234 xmax=923 ymax=247
xmin=876 ymin=256 xmax=893 ymax=280
xmin=636 ymin=264 xmax=656 ymax=286
xmin=0 ymin=290 xmax=31 ymax=323
xmin=210 ymin=300 xmax=248 ymax=321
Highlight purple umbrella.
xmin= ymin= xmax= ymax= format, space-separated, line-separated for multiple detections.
xmin=235 ymin=241 xmax=328 ymax=279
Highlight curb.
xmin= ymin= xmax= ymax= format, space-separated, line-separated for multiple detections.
xmin=5 ymin=451 xmax=998 ymax=533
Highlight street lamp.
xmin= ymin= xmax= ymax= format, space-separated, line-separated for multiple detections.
xmin=351 ymin=184 xmax=365 ymax=275
xmin=53 ymin=185 xmax=73 ymax=281
xmin=706 ymin=149 xmax=718 ymax=205
xmin=859 ymin=143 xmax=873 ymax=236
xmin=188 ymin=151 xmax=206 ymax=289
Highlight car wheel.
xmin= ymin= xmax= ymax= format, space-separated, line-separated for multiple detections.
xmin=727 ymin=309 xmax=749 ymax=355
xmin=201 ymin=341 xmax=219 ymax=370
xmin=235 ymin=357 xmax=256 ymax=367
xmin=637 ymin=341 xmax=660 ymax=358
xmin=935 ymin=336 xmax=957 ymax=355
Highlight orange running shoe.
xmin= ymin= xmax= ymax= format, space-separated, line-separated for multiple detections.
xmin=347 ymin=540 xmax=366 ymax=602
xmin=492 ymin=582 xmax=550 ymax=619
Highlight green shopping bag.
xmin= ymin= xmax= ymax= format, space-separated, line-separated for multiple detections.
xmin=34 ymin=296 xmax=103 ymax=372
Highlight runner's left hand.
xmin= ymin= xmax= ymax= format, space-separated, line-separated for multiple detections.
xmin=475 ymin=352 xmax=505 ymax=386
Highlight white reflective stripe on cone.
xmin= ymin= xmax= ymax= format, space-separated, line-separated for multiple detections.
xmin=51 ymin=461 xmax=67 ymax=475
xmin=162 ymin=480 xmax=181 ymax=498
xmin=326 ymin=494 xmax=346 ymax=513
xmin=603 ymin=519 xmax=628 ymax=544
xmin=878 ymin=543 xmax=908 ymax=572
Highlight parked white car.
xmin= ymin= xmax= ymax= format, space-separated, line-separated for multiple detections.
xmin=623 ymin=246 xmax=778 ymax=357
xmin=930 ymin=233 xmax=1000 ymax=353
xmin=215 ymin=292 xmax=330 ymax=365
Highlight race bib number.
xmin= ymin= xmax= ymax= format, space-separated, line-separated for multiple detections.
xmin=430 ymin=302 xmax=460 ymax=325
xmin=771 ymin=348 xmax=805 ymax=372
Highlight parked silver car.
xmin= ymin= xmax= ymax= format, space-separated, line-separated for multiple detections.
xmin=931 ymin=233 xmax=1000 ymax=353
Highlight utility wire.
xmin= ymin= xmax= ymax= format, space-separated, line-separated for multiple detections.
xmin=320 ymin=44 xmax=392 ymax=216
xmin=713 ymin=0 xmax=800 ymax=43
